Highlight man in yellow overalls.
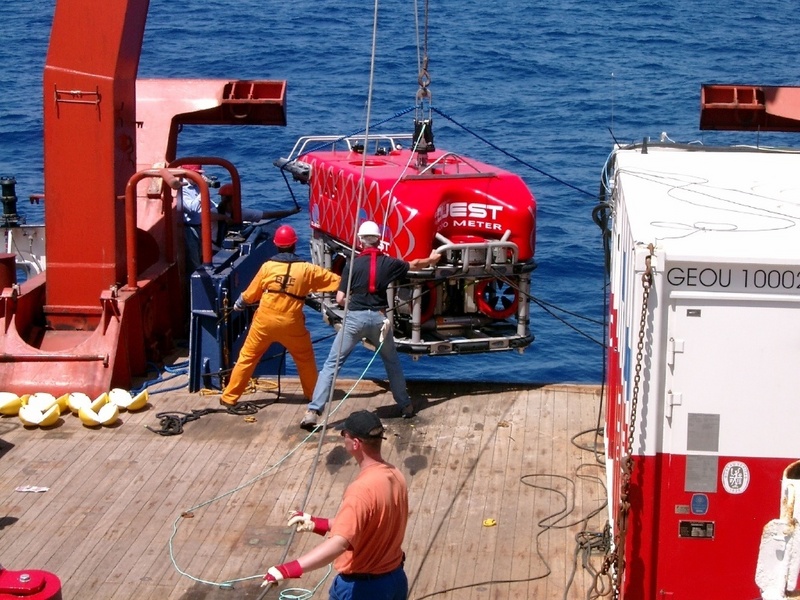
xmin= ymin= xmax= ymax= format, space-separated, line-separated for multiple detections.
xmin=220 ymin=225 xmax=341 ymax=407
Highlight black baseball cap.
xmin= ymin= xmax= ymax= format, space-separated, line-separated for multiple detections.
xmin=338 ymin=410 xmax=386 ymax=440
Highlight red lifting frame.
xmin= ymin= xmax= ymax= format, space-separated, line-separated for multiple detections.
xmin=42 ymin=0 xmax=149 ymax=322
xmin=700 ymin=84 xmax=800 ymax=132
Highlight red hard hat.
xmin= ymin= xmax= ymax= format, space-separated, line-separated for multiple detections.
xmin=274 ymin=225 xmax=298 ymax=248
xmin=183 ymin=164 xmax=202 ymax=172
xmin=219 ymin=183 xmax=234 ymax=196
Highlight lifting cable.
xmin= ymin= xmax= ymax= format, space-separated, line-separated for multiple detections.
xmin=280 ymin=101 xmax=590 ymax=218
xmin=430 ymin=106 xmax=596 ymax=198
xmin=480 ymin=267 xmax=605 ymax=346
xmin=310 ymin=0 xmax=388 ymax=440
xmin=306 ymin=0 xmax=382 ymax=457
xmin=167 ymin=341 xmax=387 ymax=595
xmin=377 ymin=0 xmax=438 ymax=325
xmin=288 ymin=103 xmax=593 ymax=203
xmin=414 ymin=0 xmax=432 ymax=109
xmin=255 ymin=0 xmax=389 ymax=596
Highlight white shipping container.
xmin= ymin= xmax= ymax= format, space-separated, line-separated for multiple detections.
xmin=603 ymin=142 xmax=800 ymax=599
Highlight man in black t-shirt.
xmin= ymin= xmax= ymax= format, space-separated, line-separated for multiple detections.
xmin=300 ymin=221 xmax=441 ymax=430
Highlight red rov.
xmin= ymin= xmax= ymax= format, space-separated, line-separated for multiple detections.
xmin=277 ymin=133 xmax=536 ymax=355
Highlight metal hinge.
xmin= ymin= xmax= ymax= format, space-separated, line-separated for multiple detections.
xmin=667 ymin=337 xmax=684 ymax=367
xmin=666 ymin=390 xmax=682 ymax=419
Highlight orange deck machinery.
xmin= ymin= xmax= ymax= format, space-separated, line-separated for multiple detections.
xmin=0 ymin=0 xmax=286 ymax=396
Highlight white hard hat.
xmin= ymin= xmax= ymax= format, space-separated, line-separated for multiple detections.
xmin=357 ymin=220 xmax=381 ymax=239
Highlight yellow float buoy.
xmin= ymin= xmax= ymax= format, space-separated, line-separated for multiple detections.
xmin=78 ymin=393 xmax=119 ymax=426
xmin=0 ymin=392 xmax=23 ymax=416
xmin=55 ymin=393 xmax=71 ymax=412
xmin=127 ymin=389 xmax=149 ymax=411
xmin=77 ymin=406 xmax=101 ymax=427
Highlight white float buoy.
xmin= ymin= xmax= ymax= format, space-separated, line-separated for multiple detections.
xmin=67 ymin=392 xmax=91 ymax=414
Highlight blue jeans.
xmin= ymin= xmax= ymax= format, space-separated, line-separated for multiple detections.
xmin=329 ymin=566 xmax=408 ymax=600
xmin=184 ymin=225 xmax=202 ymax=274
xmin=309 ymin=310 xmax=410 ymax=413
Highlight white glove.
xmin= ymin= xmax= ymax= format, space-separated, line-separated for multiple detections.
xmin=233 ymin=296 xmax=245 ymax=312
xmin=380 ymin=317 xmax=392 ymax=343
xmin=261 ymin=560 xmax=303 ymax=586
xmin=265 ymin=566 xmax=286 ymax=583
xmin=287 ymin=510 xmax=330 ymax=535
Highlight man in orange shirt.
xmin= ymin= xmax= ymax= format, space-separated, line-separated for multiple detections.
xmin=262 ymin=410 xmax=409 ymax=599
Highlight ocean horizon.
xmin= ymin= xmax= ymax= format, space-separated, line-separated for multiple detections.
xmin=2 ymin=0 xmax=799 ymax=384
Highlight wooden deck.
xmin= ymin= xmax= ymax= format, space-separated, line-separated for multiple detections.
xmin=0 ymin=366 xmax=609 ymax=599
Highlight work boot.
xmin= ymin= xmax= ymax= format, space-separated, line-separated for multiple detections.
xmin=401 ymin=403 xmax=415 ymax=419
xmin=220 ymin=397 xmax=237 ymax=408
xmin=300 ymin=409 xmax=319 ymax=431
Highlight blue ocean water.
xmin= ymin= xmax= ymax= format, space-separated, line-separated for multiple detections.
xmin=2 ymin=0 xmax=799 ymax=385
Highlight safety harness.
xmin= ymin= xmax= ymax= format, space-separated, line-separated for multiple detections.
xmin=359 ymin=247 xmax=382 ymax=293
xmin=266 ymin=253 xmax=307 ymax=301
